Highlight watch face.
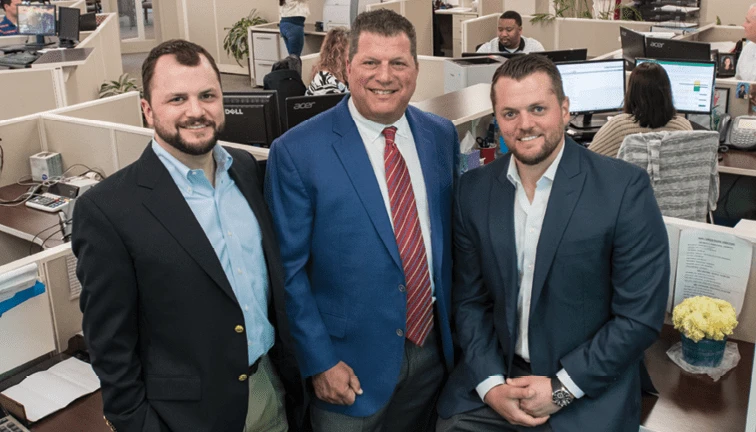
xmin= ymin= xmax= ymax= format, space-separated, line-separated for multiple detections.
xmin=552 ymin=389 xmax=573 ymax=408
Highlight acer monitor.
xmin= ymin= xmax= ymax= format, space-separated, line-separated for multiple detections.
xmin=219 ymin=91 xmax=280 ymax=148
xmin=635 ymin=58 xmax=716 ymax=114
xmin=556 ymin=59 xmax=626 ymax=129
xmin=644 ymin=37 xmax=711 ymax=62
xmin=620 ymin=26 xmax=645 ymax=71
xmin=283 ymin=93 xmax=348 ymax=132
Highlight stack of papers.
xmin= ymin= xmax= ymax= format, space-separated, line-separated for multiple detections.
xmin=659 ymin=5 xmax=699 ymax=13
xmin=0 ymin=358 xmax=100 ymax=422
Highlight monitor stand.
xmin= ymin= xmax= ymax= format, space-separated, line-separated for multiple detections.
xmin=569 ymin=113 xmax=607 ymax=130
xmin=25 ymin=35 xmax=54 ymax=51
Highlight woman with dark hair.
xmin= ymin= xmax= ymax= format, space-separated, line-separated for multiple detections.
xmin=279 ymin=0 xmax=309 ymax=56
xmin=306 ymin=27 xmax=349 ymax=95
xmin=589 ymin=62 xmax=692 ymax=157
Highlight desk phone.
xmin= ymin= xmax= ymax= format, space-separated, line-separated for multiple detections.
xmin=720 ymin=115 xmax=756 ymax=150
xmin=0 ymin=414 xmax=30 ymax=432
xmin=25 ymin=193 xmax=70 ymax=212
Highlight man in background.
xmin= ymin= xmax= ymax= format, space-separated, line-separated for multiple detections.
xmin=0 ymin=0 xmax=21 ymax=35
xmin=476 ymin=11 xmax=544 ymax=54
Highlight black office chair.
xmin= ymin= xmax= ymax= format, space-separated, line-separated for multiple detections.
xmin=263 ymin=69 xmax=307 ymax=125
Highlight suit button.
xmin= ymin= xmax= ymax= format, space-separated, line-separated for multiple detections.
xmin=398 ymin=284 xmax=406 ymax=293
xmin=239 ymin=374 xmax=248 ymax=382
xmin=396 ymin=329 xmax=404 ymax=337
xmin=235 ymin=325 xmax=244 ymax=333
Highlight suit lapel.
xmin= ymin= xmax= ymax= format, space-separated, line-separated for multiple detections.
xmin=406 ymin=108 xmax=444 ymax=283
xmin=331 ymin=98 xmax=403 ymax=270
xmin=489 ymin=156 xmax=520 ymax=340
xmin=529 ymin=140 xmax=586 ymax=313
xmin=138 ymin=146 xmax=238 ymax=304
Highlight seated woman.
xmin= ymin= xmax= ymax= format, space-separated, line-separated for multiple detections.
xmin=306 ymin=27 xmax=349 ymax=96
xmin=589 ymin=62 xmax=692 ymax=157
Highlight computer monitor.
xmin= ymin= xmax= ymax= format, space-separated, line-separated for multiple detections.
xmin=556 ymin=59 xmax=626 ymax=129
xmin=57 ymin=7 xmax=80 ymax=48
xmin=644 ymin=37 xmax=711 ymax=62
xmin=620 ymin=27 xmax=645 ymax=71
xmin=461 ymin=52 xmax=523 ymax=59
xmin=17 ymin=3 xmax=56 ymax=46
xmin=635 ymin=58 xmax=716 ymax=114
xmin=218 ymin=91 xmax=280 ymax=148
xmin=284 ymin=93 xmax=347 ymax=132
xmin=79 ymin=12 xmax=97 ymax=31
xmin=537 ymin=48 xmax=588 ymax=63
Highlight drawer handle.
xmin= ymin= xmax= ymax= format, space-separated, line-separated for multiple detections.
xmin=257 ymin=36 xmax=273 ymax=40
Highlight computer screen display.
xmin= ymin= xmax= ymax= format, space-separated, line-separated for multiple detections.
xmin=635 ymin=58 xmax=716 ymax=114
xmin=58 ymin=7 xmax=80 ymax=44
xmin=284 ymin=93 xmax=347 ymax=132
xmin=620 ymin=27 xmax=645 ymax=70
xmin=644 ymin=37 xmax=711 ymax=62
xmin=17 ymin=4 xmax=56 ymax=37
xmin=219 ymin=91 xmax=280 ymax=147
xmin=556 ymin=59 xmax=625 ymax=114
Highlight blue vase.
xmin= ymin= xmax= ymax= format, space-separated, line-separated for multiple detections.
xmin=681 ymin=334 xmax=726 ymax=367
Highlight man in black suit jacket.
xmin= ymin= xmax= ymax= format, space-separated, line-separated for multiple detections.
xmin=436 ymin=55 xmax=669 ymax=431
xmin=73 ymin=39 xmax=303 ymax=432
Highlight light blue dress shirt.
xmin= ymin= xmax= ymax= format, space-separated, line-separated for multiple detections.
xmin=152 ymin=140 xmax=273 ymax=365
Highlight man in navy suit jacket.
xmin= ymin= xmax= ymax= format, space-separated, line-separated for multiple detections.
xmin=436 ymin=55 xmax=669 ymax=431
xmin=266 ymin=9 xmax=458 ymax=432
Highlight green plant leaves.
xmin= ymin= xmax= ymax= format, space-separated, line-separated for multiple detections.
xmin=99 ymin=73 xmax=142 ymax=99
xmin=223 ymin=9 xmax=268 ymax=66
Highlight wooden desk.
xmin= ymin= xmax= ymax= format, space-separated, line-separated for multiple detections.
xmin=411 ymin=83 xmax=492 ymax=126
xmin=0 ymin=184 xmax=65 ymax=249
xmin=719 ymin=149 xmax=756 ymax=177
xmin=641 ymin=325 xmax=753 ymax=432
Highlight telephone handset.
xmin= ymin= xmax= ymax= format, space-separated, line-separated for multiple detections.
xmin=719 ymin=114 xmax=756 ymax=150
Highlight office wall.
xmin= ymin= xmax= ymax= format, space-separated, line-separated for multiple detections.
xmin=702 ymin=0 xmax=751 ymax=26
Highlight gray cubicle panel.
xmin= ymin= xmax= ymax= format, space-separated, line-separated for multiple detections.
xmin=0 ymin=69 xmax=60 ymax=122
xmin=49 ymin=91 xmax=143 ymax=127
xmin=42 ymin=116 xmax=120 ymax=176
xmin=41 ymin=246 xmax=83 ymax=352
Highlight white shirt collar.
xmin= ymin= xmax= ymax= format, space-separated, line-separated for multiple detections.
xmin=348 ymin=97 xmax=411 ymax=142
xmin=506 ymin=140 xmax=565 ymax=188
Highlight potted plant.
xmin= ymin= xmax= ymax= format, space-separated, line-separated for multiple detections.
xmin=672 ymin=296 xmax=738 ymax=367
xmin=98 ymin=73 xmax=142 ymax=99
xmin=224 ymin=9 xmax=268 ymax=67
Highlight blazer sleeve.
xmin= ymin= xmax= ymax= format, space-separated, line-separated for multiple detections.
xmin=452 ymin=173 xmax=508 ymax=389
xmin=560 ymin=169 xmax=669 ymax=398
xmin=73 ymin=194 xmax=169 ymax=432
xmin=264 ymin=139 xmax=340 ymax=378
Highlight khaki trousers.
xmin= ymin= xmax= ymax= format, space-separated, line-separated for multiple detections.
xmin=243 ymin=354 xmax=288 ymax=432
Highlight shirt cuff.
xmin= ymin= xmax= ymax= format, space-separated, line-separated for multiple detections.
xmin=476 ymin=375 xmax=506 ymax=402
xmin=557 ymin=368 xmax=584 ymax=399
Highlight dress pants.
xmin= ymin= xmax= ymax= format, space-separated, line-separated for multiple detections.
xmin=311 ymin=325 xmax=446 ymax=432
xmin=436 ymin=356 xmax=553 ymax=432
xmin=244 ymin=354 xmax=288 ymax=432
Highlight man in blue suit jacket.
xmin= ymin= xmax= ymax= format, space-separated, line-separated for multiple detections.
xmin=266 ymin=9 xmax=458 ymax=432
xmin=436 ymin=55 xmax=669 ymax=431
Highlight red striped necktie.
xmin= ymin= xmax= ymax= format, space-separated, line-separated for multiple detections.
xmin=382 ymin=126 xmax=434 ymax=347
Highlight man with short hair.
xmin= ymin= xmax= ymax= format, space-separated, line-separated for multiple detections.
xmin=73 ymin=39 xmax=304 ymax=432
xmin=737 ymin=3 xmax=756 ymax=81
xmin=266 ymin=8 xmax=458 ymax=432
xmin=436 ymin=54 xmax=669 ymax=432
xmin=0 ymin=0 xmax=21 ymax=35
xmin=476 ymin=11 xmax=544 ymax=54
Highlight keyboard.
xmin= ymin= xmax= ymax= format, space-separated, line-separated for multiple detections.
xmin=0 ymin=415 xmax=30 ymax=432
xmin=0 ymin=52 xmax=41 ymax=68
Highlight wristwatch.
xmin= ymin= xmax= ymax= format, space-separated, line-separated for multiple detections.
xmin=551 ymin=376 xmax=575 ymax=408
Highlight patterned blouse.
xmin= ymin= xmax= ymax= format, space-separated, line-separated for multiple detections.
xmin=306 ymin=71 xmax=348 ymax=96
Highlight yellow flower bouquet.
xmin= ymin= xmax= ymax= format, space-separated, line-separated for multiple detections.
xmin=672 ymin=296 xmax=738 ymax=367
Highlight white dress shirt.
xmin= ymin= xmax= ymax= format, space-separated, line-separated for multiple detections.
xmin=737 ymin=41 xmax=756 ymax=82
xmin=347 ymin=98 xmax=435 ymax=295
xmin=476 ymin=144 xmax=584 ymax=402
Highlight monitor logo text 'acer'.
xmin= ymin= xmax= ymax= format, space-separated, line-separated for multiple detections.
xmin=649 ymin=42 xmax=664 ymax=49
xmin=293 ymin=102 xmax=316 ymax=110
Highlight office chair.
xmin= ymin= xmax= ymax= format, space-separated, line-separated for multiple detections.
xmin=618 ymin=130 xmax=720 ymax=223
xmin=263 ymin=69 xmax=307 ymax=125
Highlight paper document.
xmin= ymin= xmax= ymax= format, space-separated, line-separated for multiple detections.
xmin=666 ymin=224 xmax=682 ymax=313
xmin=0 ymin=358 xmax=100 ymax=422
xmin=673 ymin=229 xmax=752 ymax=316
xmin=659 ymin=5 xmax=699 ymax=12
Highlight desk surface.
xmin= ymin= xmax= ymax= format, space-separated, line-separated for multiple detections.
xmin=641 ymin=325 xmax=753 ymax=432
xmin=411 ymin=83 xmax=492 ymax=126
xmin=251 ymin=22 xmax=326 ymax=36
xmin=719 ymin=149 xmax=756 ymax=177
xmin=0 ymin=184 xmax=64 ymax=248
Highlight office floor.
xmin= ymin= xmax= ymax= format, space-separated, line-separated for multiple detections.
xmin=121 ymin=53 xmax=254 ymax=93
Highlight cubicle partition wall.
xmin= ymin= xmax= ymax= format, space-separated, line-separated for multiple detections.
xmin=462 ymin=15 xmax=654 ymax=58
xmin=0 ymin=69 xmax=60 ymax=122
xmin=49 ymin=91 xmax=143 ymax=127
xmin=365 ymin=0 xmax=432 ymax=57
